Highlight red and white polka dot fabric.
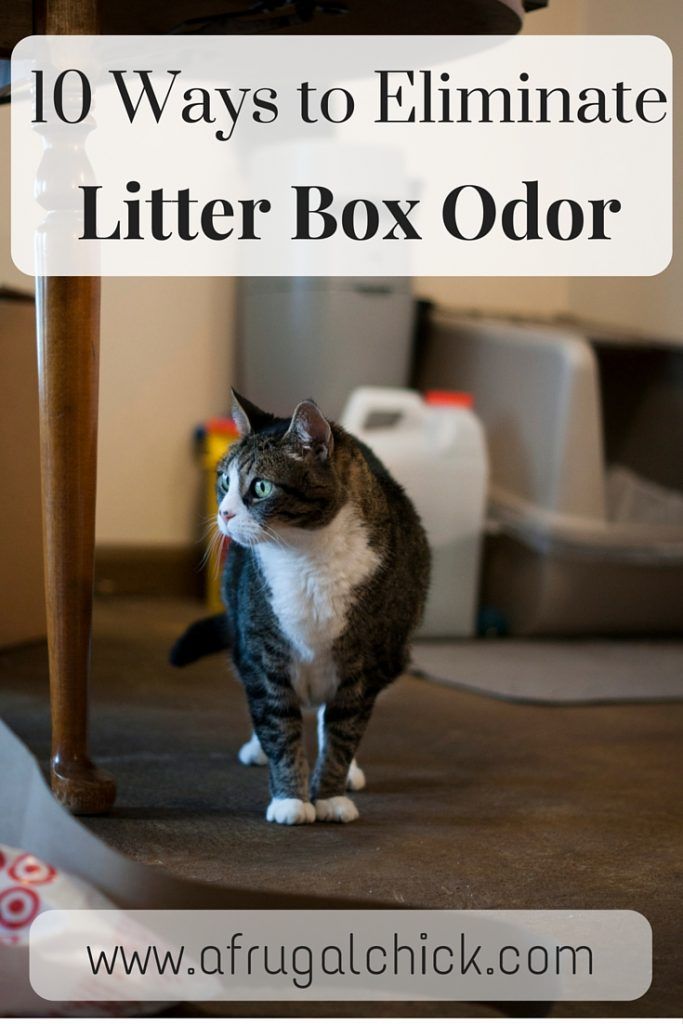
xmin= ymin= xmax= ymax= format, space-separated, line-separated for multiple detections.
xmin=0 ymin=845 xmax=166 ymax=1015
xmin=0 ymin=848 xmax=57 ymax=943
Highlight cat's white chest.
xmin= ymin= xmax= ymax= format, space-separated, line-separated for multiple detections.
xmin=257 ymin=504 xmax=379 ymax=706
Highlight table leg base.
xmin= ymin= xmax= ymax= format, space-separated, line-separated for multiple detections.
xmin=51 ymin=757 xmax=116 ymax=815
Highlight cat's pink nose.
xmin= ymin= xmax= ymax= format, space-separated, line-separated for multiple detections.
xmin=221 ymin=510 xmax=236 ymax=522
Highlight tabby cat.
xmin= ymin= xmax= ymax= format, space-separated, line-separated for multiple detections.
xmin=171 ymin=391 xmax=430 ymax=825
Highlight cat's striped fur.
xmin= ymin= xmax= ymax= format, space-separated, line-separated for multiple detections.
xmin=174 ymin=391 xmax=430 ymax=825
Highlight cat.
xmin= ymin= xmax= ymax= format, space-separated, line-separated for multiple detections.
xmin=171 ymin=390 xmax=430 ymax=825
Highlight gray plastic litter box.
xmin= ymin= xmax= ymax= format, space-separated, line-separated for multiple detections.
xmin=417 ymin=312 xmax=683 ymax=636
xmin=236 ymin=277 xmax=415 ymax=419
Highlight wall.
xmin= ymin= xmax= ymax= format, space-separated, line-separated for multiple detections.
xmin=418 ymin=0 xmax=683 ymax=344
xmin=0 ymin=107 xmax=29 ymax=294
xmin=415 ymin=0 xmax=583 ymax=319
xmin=568 ymin=0 xmax=683 ymax=340
xmin=96 ymin=277 xmax=234 ymax=545
xmin=0 ymin=106 xmax=236 ymax=548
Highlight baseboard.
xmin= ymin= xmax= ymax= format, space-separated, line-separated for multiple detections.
xmin=95 ymin=544 xmax=204 ymax=599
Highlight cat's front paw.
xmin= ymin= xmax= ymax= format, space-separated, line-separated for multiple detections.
xmin=315 ymin=795 xmax=359 ymax=823
xmin=266 ymin=798 xmax=316 ymax=825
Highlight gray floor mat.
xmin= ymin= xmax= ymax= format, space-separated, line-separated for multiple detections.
xmin=412 ymin=639 xmax=683 ymax=704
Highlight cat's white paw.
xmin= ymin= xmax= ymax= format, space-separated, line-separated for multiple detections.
xmin=266 ymin=798 xmax=316 ymax=825
xmin=346 ymin=759 xmax=366 ymax=791
xmin=315 ymin=795 xmax=359 ymax=823
xmin=238 ymin=733 xmax=268 ymax=766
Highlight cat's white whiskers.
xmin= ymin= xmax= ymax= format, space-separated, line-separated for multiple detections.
xmin=261 ymin=523 xmax=291 ymax=550
xmin=199 ymin=526 xmax=227 ymax=575
xmin=198 ymin=536 xmax=215 ymax=571
xmin=199 ymin=521 xmax=219 ymax=543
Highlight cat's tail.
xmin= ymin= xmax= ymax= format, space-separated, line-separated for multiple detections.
xmin=169 ymin=613 xmax=230 ymax=667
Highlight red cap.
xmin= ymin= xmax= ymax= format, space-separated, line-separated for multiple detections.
xmin=425 ymin=390 xmax=474 ymax=409
xmin=205 ymin=416 xmax=239 ymax=436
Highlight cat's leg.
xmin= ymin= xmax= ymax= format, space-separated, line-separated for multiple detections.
xmin=248 ymin=686 xmax=315 ymax=825
xmin=316 ymin=708 xmax=365 ymax=791
xmin=312 ymin=685 xmax=374 ymax=823
xmin=238 ymin=731 xmax=268 ymax=766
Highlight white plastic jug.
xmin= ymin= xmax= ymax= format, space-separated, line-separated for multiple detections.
xmin=341 ymin=387 xmax=488 ymax=637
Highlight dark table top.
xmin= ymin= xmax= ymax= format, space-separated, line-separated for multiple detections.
xmin=1 ymin=0 xmax=541 ymax=57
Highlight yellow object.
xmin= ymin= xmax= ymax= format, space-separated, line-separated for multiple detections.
xmin=199 ymin=418 xmax=240 ymax=611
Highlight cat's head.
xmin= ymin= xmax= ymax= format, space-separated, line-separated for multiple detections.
xmin=215 ymin=391 xmax=344 ymax=547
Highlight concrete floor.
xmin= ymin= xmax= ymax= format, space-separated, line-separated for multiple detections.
xmin=1 ymin=597 xmax=681 ymax=1017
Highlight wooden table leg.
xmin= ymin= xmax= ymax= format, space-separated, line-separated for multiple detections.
xmin=35 ymin=277 xmax=115 ymax=814
xmin=33 ymin=0 xmax=114 ymax=815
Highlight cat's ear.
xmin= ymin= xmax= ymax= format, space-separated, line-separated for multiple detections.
xmin=286 ymin=399 xmax=333 ymax=461
xmin=231 ymin=389 xmax=273 ymax=437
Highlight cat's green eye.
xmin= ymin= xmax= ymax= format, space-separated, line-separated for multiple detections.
xmin=218 ymin=471 xmax=229 ymax=491
xmin=253 ymin=479 xmax=274 ymax=500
